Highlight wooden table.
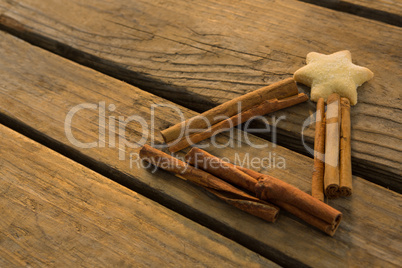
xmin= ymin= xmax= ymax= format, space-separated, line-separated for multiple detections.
xmin=0 ymin=0 xmax=401 ymax=267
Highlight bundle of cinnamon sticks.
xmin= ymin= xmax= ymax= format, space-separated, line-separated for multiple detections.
xmin=140 ymin=145 xmax=342 ymax=236
xmin=143 ymin=78 xmax=343 ymax=235
xmin=161 ymin=78 xmax=308 ymax=152
xmin=140 ymin=145 xmax=280 ymax=223
xmin=312 ymin=93 xmax=353 ymax=200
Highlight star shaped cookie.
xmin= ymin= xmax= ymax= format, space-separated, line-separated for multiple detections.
xmin=293 ymin=50 xmax=373 ymax=105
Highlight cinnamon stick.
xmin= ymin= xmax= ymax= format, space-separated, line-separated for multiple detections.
xmin=324 ymin=93 xmax=341 ymax=199
xmin=312 ymin=98 xmax=326 ymax=201
xmin=168 ymin=93 xmax=308 ymax=152
xmin=185 ymin=147 xmax=257 ymax=192
xmin=185 ymin=148 xmax=342 ymax=236
xmin=271 ymin=200 xmax=339 ymax=236
xmin=237 ymin=165 xmax=342 ymax=236
xmin=254 ymin=175 xmax=342 ymax=236
xmin=161 ymin=78 xmax=299 ymax=144
xmin=339 ymin=98 xmax=353 ymax=197
xmin=139 ymin=145 xmax=279 ymax=222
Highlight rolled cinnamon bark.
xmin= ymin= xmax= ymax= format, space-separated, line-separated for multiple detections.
xmin=312 ymin=98 xmax=326 ymax=201
xmin=268 ymin=200 xmax=340 ymax=236
xmin=168 ymin=93 xmax=308 ymax=152
xmin=185 ymin=147 xmax=257 ymax=192
xmin=240 ymin=167 xmax=342 ymax=236
xmin=324 ymin=93 xmax=341 ymax=199
xmin=139 ymin=145 xmax=279 ymax=222
xmin=339 ymin=98 xmax=353 ymax=197
xmin=185 ymin=148 xmax=342 ymax=236
xmin=161 ymin=78 xmax=299 ymax=143
xmin=254 ymin=175 xmax=342 ymax=236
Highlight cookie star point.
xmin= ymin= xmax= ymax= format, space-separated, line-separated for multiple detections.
xmin=294 ymin=50 xmax=373 ymax=105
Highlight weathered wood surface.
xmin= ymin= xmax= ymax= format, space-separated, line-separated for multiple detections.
xmin=299 ymin=0 xmax=402 ymax=26
xmin=0 ymin=0 xmax=400 ymax=191
xmin=0 ymin=125 xmax=278 ymax=267
xmin=1 ymin=31 xmax=401 ymax=267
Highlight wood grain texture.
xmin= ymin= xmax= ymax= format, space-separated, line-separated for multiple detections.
xmin=0 ymin=125 xmax=277 ymax=267
xmin=299 ymin=0 xmax=402 ymax=26
xmin=0 ymin=31 xmax=401 ymax=267
xmin=0 ymin=0 xmax=400 ymax=190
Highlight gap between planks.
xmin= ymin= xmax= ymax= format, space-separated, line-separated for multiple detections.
xmin=298 ymin=0 xmax=402 ymax=27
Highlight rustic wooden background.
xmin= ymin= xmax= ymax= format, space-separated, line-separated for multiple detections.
xmin=0 ymin=0 xmax=401 ymax=267
xmin=1 ymin=0 xmax=400 ymax=190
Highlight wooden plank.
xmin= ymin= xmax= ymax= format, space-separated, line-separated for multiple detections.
xmin=0 ymin=0 xmax=400 ymax=190
xmin=0 ymin=31 xmax=401 ymax=267
xmin=299 ymin=0 xmax=402 ymax=26
xmin=0 ymin=124 xmax=278 ymax=267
